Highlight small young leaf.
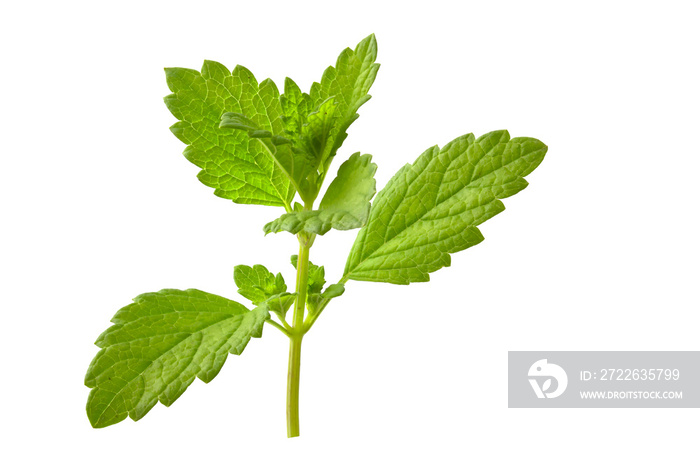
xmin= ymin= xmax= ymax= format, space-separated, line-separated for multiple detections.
xmin=84 ymin=289 xmax=268 ymax=428
xmin=306 ymin=284 xmax=346 ymax=314
xmin=265 ymin=292 xmax=297 ymax=320
xmin=263 ymin=153 xmax=377 ymax=235
xmin=164 ymin=62 xmax=294 ymax=207
xmin=220 ymin=112 xmax=316 ymax=201
xmin=298 ymin=97 xmax=339 ymax=164
xmin=291 ymin=254 xmax=326 ymax=294
xmin=280 ymin=77 xmax=312 ymax=138
xmin=309 ymin=33 xmax=380 ymax=179
xmin=233 ymin=263 xmax=295 ymax=319
xmin=344 ymin=131 xmax=547 ymax=284
xmin=289 ymin=257 xmax=345 ymax=313
xmin=234 ymin=264 xmax=287 ymax=305
xmin=321 ymin=283 xmax=345 ymax=299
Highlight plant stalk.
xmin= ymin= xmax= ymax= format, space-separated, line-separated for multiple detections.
xmin=287 ymin=235 xmax=311 ymax=437
xmin=286 ymin=334 xmax=302 ymax=437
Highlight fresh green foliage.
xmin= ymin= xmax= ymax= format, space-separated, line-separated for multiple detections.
xmin=213 ymin=33 xmax=379 ymax=206
xmin=84 ymin=289 xmax=268 ymax=428
xmin=264 ymin=153 xmax=377 ymax=235
xmin=233 ymin=264 xmax=295 ymax=319
xmin=291 ymin=254 xmax=326 ymax=294
xmin=299 ymin=33 xmax=379 ymax=189
xmin=344 ymin=131 xmax=547 ymax=284
xmin=290 ymin=254 xmax=346 ymax=313
xmin=164 ymin=62 xmax=294 ymax=207
xmin=234 ymin=264 xmax=287 ymax=304
xmin=85 ymin=33 xmax=548 ymax=438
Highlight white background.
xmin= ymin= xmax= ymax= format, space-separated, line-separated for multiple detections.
xmin=2 ymin=0 xmax=699 ymax=464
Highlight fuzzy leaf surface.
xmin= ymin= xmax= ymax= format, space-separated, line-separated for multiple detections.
xmin=344 ymin=131 xmax=548 ymax=284
xmin=84 ymin=289 xmax=268 ymax=428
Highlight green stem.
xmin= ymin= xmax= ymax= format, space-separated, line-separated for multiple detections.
xmin=303 ymin=276 xmax=348 ymax=333
xmin=286 ymin=334 xmax=302 ymax=437
xmin=265 ymin=318 xmax=291 ymax=337
xmin=287 ymin=234 xmax=311 ymax=438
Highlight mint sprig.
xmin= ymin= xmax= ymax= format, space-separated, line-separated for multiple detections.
xmin=85 ymin=34 xmax=548 ymax=437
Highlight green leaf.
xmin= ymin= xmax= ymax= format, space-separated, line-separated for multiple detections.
xmin=264 ymin=292 xmax=297 ymax=320
xmin=291 ymin=254 xmax=325 ymax=294
xmin=309 ymin=34 xmax=380 ymax=179
xmin=280 ymin=77 xmax=312 ymax=138
xmin=220 ymin=112 xmax=316 ymax=201
xmin=212 ymin=35 xmax=379 ymax=205
xmin=307 ymin=283 xmax=346 ymax=314
xmin=344 ymin=130 xmax=548 ymax=284
xmin=233 ymin=264 xmax=287 ymax=305
xmin=298 ymin=97 xmax=339 ymax=166
xmin=321 ymin=283 xmax=345 ymax=299
xmin=233 ymin=264 xmax=294 ymax=319
xmin=164 ymin=62 xmax=294 ymax=208
xmin=289 ymin=256 xmax=344 ymax=313
xmin=84 ymin=289 xmax=269 ymax=428
xmin=263 ymin=153 xmax=377 ymax=235
xmin=274 ymin=80 xmax=337 ymax=200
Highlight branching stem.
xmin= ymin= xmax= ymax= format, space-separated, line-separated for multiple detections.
xmin=302 ymin=276 xmax=348 ymax=333
xmin=265 ymin=318 xmax=291 ymax=337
